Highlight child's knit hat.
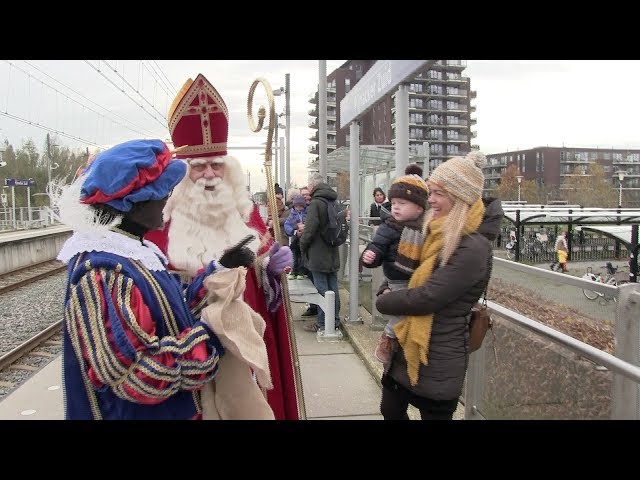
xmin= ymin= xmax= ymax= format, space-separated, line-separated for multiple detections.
xmin=387 ymin=164 xmax=428 ymax=209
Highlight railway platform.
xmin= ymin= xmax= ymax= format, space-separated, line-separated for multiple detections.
xmin=0 ymin=301 xmax=394 ymax=420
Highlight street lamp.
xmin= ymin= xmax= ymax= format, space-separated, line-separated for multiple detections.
xmin=46 ymin=133 xmax=59 ymax=209
xmin=263 ymin=122 xmax=286 ymax=186
xmin=617 ymin=170 xmax=627 ymax=208
xmin=272 ymin=76 xmax=290 ymax=190
xmin=516 ymin=175 xmax=523 ymax=202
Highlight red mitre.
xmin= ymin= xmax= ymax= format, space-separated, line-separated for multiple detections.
xmin=168 ymin=73 xmax=229 ymax=159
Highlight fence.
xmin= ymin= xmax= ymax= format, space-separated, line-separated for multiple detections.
xmin=0 ymin=207 xmax=53 ymax=231
xmin=494 ymin=225 xmax=629 ymax=263
xmin=464 ymin=259 xmax=640 ymax=420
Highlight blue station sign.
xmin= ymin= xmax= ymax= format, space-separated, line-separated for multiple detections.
xmin=4 ymin=178 xmax=36 ymax=187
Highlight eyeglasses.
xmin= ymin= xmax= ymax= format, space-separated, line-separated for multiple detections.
xmin=190 ymin=162 xmax=224 ymax=173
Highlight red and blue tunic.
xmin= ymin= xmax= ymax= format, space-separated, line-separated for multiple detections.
xmin=59 ymin=232 xmax=223 ymax=420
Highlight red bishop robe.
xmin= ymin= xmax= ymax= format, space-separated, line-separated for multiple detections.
xmin=145 ymin=204 xmax=299 ymax=420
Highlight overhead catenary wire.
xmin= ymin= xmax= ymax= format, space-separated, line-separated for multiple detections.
xmin=153 ymin=60 xmax=177 ymax=93
xmin=0 ymin=110 xmax=101 ymax=147
xmin=13 ymin=61 xmax=159 ymax=139
xmin=101 ymin=60 xmax=170 ymax=124
xmin=84 ymin=60 xmax=168 ymax=131
xmin=145 ymin=61 xmax=176 ymax=97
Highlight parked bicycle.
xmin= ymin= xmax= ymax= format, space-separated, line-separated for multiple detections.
xmin=505 ymin=230 xmax=550 ymax=261
xmin=582 ymin=262 xmax=629 ymax=304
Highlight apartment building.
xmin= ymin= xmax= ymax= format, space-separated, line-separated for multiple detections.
xmin=308 ymin=60 xmax=476 ymax=174
xmin=484 ymin=146 xmax=640 ymax=203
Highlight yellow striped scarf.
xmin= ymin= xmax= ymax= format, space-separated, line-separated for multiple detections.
xmin=393 ymin=199 xmax=485 ymax=386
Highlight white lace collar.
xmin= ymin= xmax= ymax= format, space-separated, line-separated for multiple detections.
xmin=57 ymin=230 xmax=168 ymax=272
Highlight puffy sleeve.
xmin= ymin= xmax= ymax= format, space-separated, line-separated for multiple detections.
xmin=300 ymin=201 xmax=320 ymax=252
xmin=65 ymin=267 xmax=221 ymax=405
xmin=362 ymin=223 xmax=395 ymax=268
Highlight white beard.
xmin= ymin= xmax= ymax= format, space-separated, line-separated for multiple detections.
xmin=165 ymin=176 xmax=261 ymax=275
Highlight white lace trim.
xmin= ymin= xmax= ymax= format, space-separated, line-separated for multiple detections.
xmin=57 ymin=230 xmax=168 ymax=272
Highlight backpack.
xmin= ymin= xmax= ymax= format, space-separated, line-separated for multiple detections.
xmin=317 ymin=197 xmax=349 ymax=247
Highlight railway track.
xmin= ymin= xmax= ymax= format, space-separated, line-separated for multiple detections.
xmin=0 ymin=321 xmax=63 ymax=391
xmin=0 ymin=260 xmax=67 ymax=295
xmin=0 ymin=259 xmax=67 ymax=398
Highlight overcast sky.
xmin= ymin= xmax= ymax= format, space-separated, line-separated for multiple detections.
xmin=1 ymin=60 xmax=639 ymax=192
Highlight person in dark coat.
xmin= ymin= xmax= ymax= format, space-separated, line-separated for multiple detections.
xmin=361 ymin=164 xmax=428 ymax=363
xmin=300 ymin=172 xmax=341 ymax=332
xmin=375 ymin=151 xmax=492 ymax=420
xmin=369 ymin=187 xmax=391 ymax=226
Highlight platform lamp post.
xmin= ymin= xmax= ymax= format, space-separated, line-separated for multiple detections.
xmin=516 ymin=175 xmax=523 ymax=203
xmin=617 ymin=170 xmax=627 ymax=208
xmin=272 ymin=79 xmax=290 ymax=191
xmin=45 ymin=134 xmax=60 ymax=204
xmin=263 ymin=121 xmax=287 ymax=188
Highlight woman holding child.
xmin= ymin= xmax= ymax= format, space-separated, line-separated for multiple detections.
xmin=375 ymin=151 xmax=493 ymax=420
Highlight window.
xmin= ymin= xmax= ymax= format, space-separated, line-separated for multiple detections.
xmin=345 ymin=78 xmax=351 ymax=93
xmin=355 ymin=64 xmax=363 ymax=80
xmin=410 ymin=128 xmax=424 ymax=139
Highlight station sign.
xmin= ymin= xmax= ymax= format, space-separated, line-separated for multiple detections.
xmin=339 ymin=60 xmax=432 ymax=129
xmin=4 ymin=178 xmax=36 ymax=187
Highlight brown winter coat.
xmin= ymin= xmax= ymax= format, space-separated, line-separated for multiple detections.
xmin=376 ymin=231 xmax=491 ymax=401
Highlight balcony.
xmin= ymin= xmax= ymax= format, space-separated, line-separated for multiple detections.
xmin=561 ymin=155 xmax=590 ymax=164
xmin=446 ymin=134 xmax=469 ymax=143
xmin=308 ymin=92 xmax=317 ymax=104
xmin=470 ymin=90 xmax=477 ymax=99
xmin=308 ymin=107 xmax=317 ymax=117
xmin=446 ymin=104 xmax=468 ymax=112
xmin=446 ymin=89 xmax=468 ymax=98
xmin=487 ymin=159 xmax=507 ymax=167
xmin=613 ymin=170 xmax=640 ymax=177
xmin=309 ymin=132 xmax=318 ymax=142
xmin=308 ymin=144 xmax=318 ymax=154
xmin=446 ymin=119 xmax=468 ymax=127
xmin=443 ymin=74 xmax=470 ymax=84
xmin=613 ymin=157 xmax=640 ymax=165
xmin=443 ymin=60 xmax=467 ymax=69
xmin=484 ymin=171 xmax=504 ymax=180
xmin=308 ymin=119 xmax=318 ymax=129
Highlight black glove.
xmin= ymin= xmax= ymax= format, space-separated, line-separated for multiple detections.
xmin=219 ymin=235 xmax=256 ymax=269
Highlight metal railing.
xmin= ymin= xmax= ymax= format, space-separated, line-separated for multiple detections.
xmin=463 ymin=258 xmax=640 ymax=420
xmin=346 ymin=216 xmax=640 ymax=419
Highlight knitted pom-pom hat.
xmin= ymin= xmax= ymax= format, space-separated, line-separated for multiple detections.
xmin=428 ymin=151 xmax=486 ymax=205
xmin=388 ymin=164 xmax=429 ymax=209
